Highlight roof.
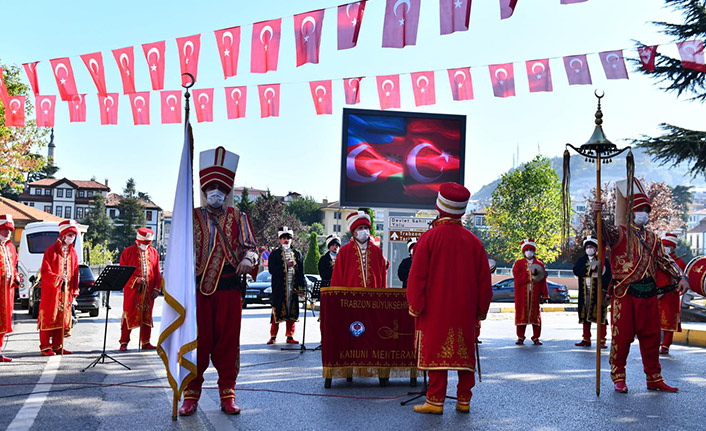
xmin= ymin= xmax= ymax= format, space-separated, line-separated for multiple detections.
xmin=233 ymin=186 xmax=270 ymax=196
xmin=28 ymin=178 xmax=110 ymax=190
xmin=105 ymin=193 xmax=161 ymax=210
xmin=688 ymin=218 xmax=706 ymax=234
xmin=0 ymin=197 xmax=65 ymax=223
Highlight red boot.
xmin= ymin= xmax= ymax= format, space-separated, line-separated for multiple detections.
xmin=179 ymin=399 xmax=198 ymax=416
xmin=532 ymin=338 xmax=543 ymax=346
xmin=286 ymin=337 xmax=299 ymax=344
xmin=614 ymin=382 xmax=628 ymax=393
xmin=0 ymin=355 xmax=12 ymax=362
xmin=575 ymin=340 xmax=591 ymax=347
xmin=41 ymin=349 xmax=56 ymax=357
xmin=54 ymin=348 xmax=72 ymax=355
xmin=220 ymin=398 xmax=241 ymax=415
xmin=647 ymin=381 xmax=678 ymax=392
xmin=659 ymin=346 xmax=669 ymax=355
xmin=141 ymin=343 xmax=157 ymax=350
xmin=266 ymin=337 xmax=276 ymax=345
xmin=119 ymin=344 xmax=128 ymax=352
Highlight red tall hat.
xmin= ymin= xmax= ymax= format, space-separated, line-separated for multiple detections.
xmin=631 ymin=178 xmax=650 ymax=211
xmin=199 ymin=146 xmax=239 ymax=192
xmin=521 ymin=238 xmax=536 ymax=253
xmin=436 ymin=182 xmax=469 ymax=219
xmin=661 ymin=232 xmax=678 ymax=248
xmin=0 ymin=214 xmax=15 ymax=231
xmin=346 ymin=210 xmax=371 ymax=232
xmin=59 ymin=219 xmax=78 ymax=236
xmin=136 ymin=227 xmax=154 ymax=244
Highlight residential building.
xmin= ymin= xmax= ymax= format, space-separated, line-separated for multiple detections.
xmin=0 ymin=197 xmax=65 ymax=247
xmin=18 ymin=178 xmax=110 ymax=220
xmin=470 ymin=208 xmax=488 ymax=231
xmin=160 ymin=211 xmax=172 ymax=256
xmin=233 ymin=187 xmax=270 ymax=202
xmin=105 ymin=193 xmax=163 ymax=246
xmin=687 ymin=218 xmax=706 ymax=256
xmin=687 ymin=207 xmax=706 ymax=231
xmin=320 ymin=200 xmax=357 ymax=237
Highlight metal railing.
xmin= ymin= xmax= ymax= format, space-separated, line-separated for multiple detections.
xmin=682 ymin=290 xmax=706 ymax=322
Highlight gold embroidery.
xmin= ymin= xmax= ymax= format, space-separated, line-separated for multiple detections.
xmin=457 ymin=328 xmax=469 ymax=359
xmin=438 ymin=328 xmax=454 ymax=359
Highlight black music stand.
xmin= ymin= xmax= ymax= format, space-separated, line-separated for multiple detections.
xmin=82 ymin=265 xmax=136 ymax=372
xmin=281 ymin=280 xmax=320 ymax=353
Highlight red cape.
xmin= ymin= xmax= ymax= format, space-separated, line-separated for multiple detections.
xmin=38 ymin=240 xmax=79 ymax=331
xmin=120 ymin=244 xmax=162 ymax=329
xmin=512 ymin=257 xmax=548 ymax=326
xmin=0 ymin=241 xmax=18 ymax=337
xmin=330 ymin=240 xmax=387 ymax=288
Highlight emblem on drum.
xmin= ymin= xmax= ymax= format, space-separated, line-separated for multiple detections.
xmin=349 ymin=321 xmax=365 ymax=337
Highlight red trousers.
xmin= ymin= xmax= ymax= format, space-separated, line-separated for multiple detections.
xmin=609 ymin=294 xmax=663 ymax=383
xmin=516 ymin=324 xmax=541 ymax=341
xmin=661 ymin=331 xmax=674 ymax=348
xmin=184 ymin=289 xmax=242 ymax=401
xmin=270 ymin=319 xmax=295 ymax=338
xmin=582 ymin=322 xmax=607 ymax=343
xmin=39 ymin=329 xmax=64 ymax=351
xmin=119 ymin=320 xmax=152 ymax=346
xmin=426 ymin=370 xmax=475 ymax=407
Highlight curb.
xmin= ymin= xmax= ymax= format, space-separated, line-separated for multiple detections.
xmin=488 ymin=305 xmax=578 ymax=314
xmin=673 ymin=329 xmax=706 ymax=348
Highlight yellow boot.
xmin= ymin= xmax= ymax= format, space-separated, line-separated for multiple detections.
xmin=455 ymin=401 xmax=470 ymax=413
xmin=413 ymin=402 xmax=443 ymax=415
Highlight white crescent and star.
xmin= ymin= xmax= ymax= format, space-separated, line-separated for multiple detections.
xmin=72 ymin=94 xmax=83 ymax=107
xmin=133 ymin=95 xmax=146 ymax=113
xmin=9 ymin=98 xmax=21 ymax=113
xmin=301 ymin=16 xmax=317 ymax=41
xmin=454 ymin=70 xmax=466 ymax=87
xmin=54 ymin=63 xmax=69 ymax=85
xmin=119 ymin=53 xmax=131 ymax=76
xmin=394 ymin=0 xmax=411 ymax=17
xmin=569 ymin=58 xmax=583 ymax=72
xmin=231 ymin=88 xmax=242 ymax=101
xmin=260 ymin=25 xmax=274 ymax=46
xmin=495 ymin=68 xmax=508 ymax=82
xmin=314 ymin=85 xmax=327 ymax=101
xmin=104 ymin=95 xmax=114 ymax=110
xmin=198 ymin=93 xmax=210 ymax=108
xmin=532 ymin=62 xmax=545 ymax=78
xmin=381 ymin=79 xmax=395 ymax=96
xmin=264 ymin=87 xmax=276 ymax=102
xmin=407 ymin=142 xmax=444 ymax=183
xmin=183 ymin=41 xmax=194 ymax=64
xmin=166 ymin=94 xmax=178 ymax=110
xmin=347 ymin=144 xmax=382 ymax=183
xmin=147 ymin=47 xmax=160 ymax=68
xmin=222 ymin=31 xmax=233 ymax=56
xmin=89 ymin=58 xmax=100 ymax=74
xmin=606 ymin=53 xmax=620 ymax=68
xmin=416 ymin=75 xmax=429 ymax=92
xmin=40 ymin=98 xmax=52 ymax=113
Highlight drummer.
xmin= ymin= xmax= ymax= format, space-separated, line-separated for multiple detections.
xmin=657 ymin=233 xmax=687 ymax=354
xmin=512 ymin=239 xmax=549 ymax=345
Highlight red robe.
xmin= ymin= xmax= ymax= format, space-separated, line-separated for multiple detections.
xmin=407 ymin=218 xmax=493 ymax=371
xmin=0 ymin=240 xmax=19 ymax=338
xmin=120 ymin=244 xmax=162 ymax=330
xmin=512 ymin=258 xmax=548 ymax=326
xmin=658 ymin=256 xmax=686 ymax=332
xmin=38 ymin=241 xmax=79 ymax=331
xmin=330 ymin=240 xmax=387 ymax=288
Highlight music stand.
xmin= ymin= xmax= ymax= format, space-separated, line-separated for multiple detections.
xmin=82 ymin=265 xmax=136 ymax=372
xmin=281 ymin=280 xmax=320 ymax=353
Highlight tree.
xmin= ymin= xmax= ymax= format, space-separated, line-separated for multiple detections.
xmin=82 ymin=193 xmax=113 ymax=245
xmin=309 ymin=222 xmax=324 ymax=236
xmin=249 ymin=197 xmax=306 ymax=250
xmin=304 ymin=232 xmax=320 ymax=274
xmin=671 ymin=185 xmax=693 ymax=223
xmin=110 ymin=178 xmax=146 ymax=253
xmin=485 ymin=155 xmax=562 ymax=263
xmin=287 ymin=195 xmax=321 ymax=225
xmin=237 ymin=187 xmax=254 ymax=215
xmin=358 ymin=208 xmax=376 ymax=237
xmin=85 ymin=240 xmax=116 ymax=266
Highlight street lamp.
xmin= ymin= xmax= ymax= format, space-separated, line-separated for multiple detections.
xmin=562 ymin=91 xmax=633 ymax=397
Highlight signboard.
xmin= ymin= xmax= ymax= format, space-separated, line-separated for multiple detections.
xmin=388 ymin=230 xmax=424 ymax=242
xmin=388 ymin=217 xmax=434 ymax=229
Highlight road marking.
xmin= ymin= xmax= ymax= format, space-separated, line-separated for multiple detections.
xmin=197 ymin=392 xmax=236 ymax=430
xmin=6 ymin=355 xmax=62 ymax=431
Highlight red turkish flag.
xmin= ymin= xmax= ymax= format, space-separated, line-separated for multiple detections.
xmin=4 ymin=96 xmax=25 ymax=127
xmin=376 ymin=75 xmax=400 ymax=110
xmin=67 ymin=94 xmax=86 ymax=123
xmin=22 ymin=62 xmax=40 ymax=96
xmin=251 ymin=19 xmax=282 ymax=73
xmin=637 ymin=45 xmax=658 ymax=72
xmin=80 ymin=52 xmax=108 ymax=96
xmin=294 ymin=9 xmax=325 ymax=67
xmin=258 ymin=84 xmax=280 ymax=118
xmin=214 ymin=26 xmax=241 ymax=79
xmin=338 ymin=1 xmax=366 ymax=50
xmin=526 ymin=59 xmax=553 ymax=93
xmin=382 ymin=0 xmax=421 ymax=48
xmin=447 ymin=67 xmax=473 ymax=101
xmin=0 ymin=66 xmax=7 ymax=102
xmin=112 ymin=47 xmax=136 ymax=94
xmin=177 ymin=34 xmax=201 ymax=86
xmin=309 ymin=80 xmax=332 ymax=115
xmin=142 ymin=41 xmax=166 ymax=90
xmin=161 ymin=90 xmax=182 ymax=124
xmin=410 ymin=71 xmax=436 ymax=106
xmin=224 ymin=86 xmax=247 ymax=119
xmin=440 ymin=0 xmax=471 ymax=35
xmin=599 ymin=50 xmax=629 ymax=79
xmin=676 ymin=40 xmax=706 ymax=72
xmin=489 ymin=63 xmax=515 ymax=97
xmin=50 ymin=57 xmax=79 ymax=101
xmin=343 ymin=77 xmax=363 ymax=104
xmin=35 ymin=95 xmax=56 ymax=127
xmin=193 ymin=88 xmax=214 ymax=123
xmin=500 ymin=0 xmax=518 ymax=19
xmin=561 ymin=0 xmax=587 ymax=3
xmin=128 ymin=92 xmax=151 ymax=125
xmin=98 ymin=93 xmax=119 ymax=125
xmin=562 ymin=54 xmax=592 ymax=85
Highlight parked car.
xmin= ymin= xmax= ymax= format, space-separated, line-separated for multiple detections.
xmin=28 ymin=264 xmax=104 ymax=319
xmin=243 ymin=271 xmax=271 ymax=308
xmin=491 ymin=278 xmax=571 ymax=303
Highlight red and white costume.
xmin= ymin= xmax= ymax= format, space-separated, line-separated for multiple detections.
xmin=0 ymin=215 xmax=19 ymax=362
xmin=657 ymin=232 xmax=686 ymax=353
xmin=330 ymin=211 xmax=386 ymax=289
xmin=512 ymin=238 xmax=548 ymax=344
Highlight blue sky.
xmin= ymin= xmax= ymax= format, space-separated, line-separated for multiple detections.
xmin=1 ymin=0 xmax=702 ymax=210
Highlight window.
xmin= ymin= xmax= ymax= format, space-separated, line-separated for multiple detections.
xmin=44 ymin=205 xmax=52 ymax=213
xmin=109 ymin=209 xmax=116 ymax=218
xmin=576 ymin=205 xmax=586 ymax=212
xmin=44 ymin=189 xmax=51 ymax=196
xmin=76 ymin=207 xmax=84 ymax=219
xmin=334 ymin=212 xmax=341 ymax=220
xmin=87 ymin=191 xmax=94 ymax=197
xmin=78 ymin=191 xmax=85 ymax=198
xmin=475 ymin=216 xmax=486 ymax=227
xmin=85 ymin=208 xmax=91 ymax=215
xmin=29 ymin=202 xmax=35 ymax=207
xmin=26 ymin=232 xmax=60 ymax=254
xmin=56 ymin=189 xmax=63 ymax=198
xmin=55 ymin=206 xmax=62 ymax=216
xmin=66 ymin=189 xmax=73 ymax=198
xmin=65 ymin=207 xmax=71 ymax=218
xmin=146 ymin=210 xmax=153 ymax=221
xmin=34 ymin=188 xmax=42 ymax=195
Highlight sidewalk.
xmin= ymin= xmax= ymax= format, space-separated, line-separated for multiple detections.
xmin=674 ymin=322 xmax=706 ymax=348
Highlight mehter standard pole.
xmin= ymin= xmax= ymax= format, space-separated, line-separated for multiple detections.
xmin=594 ymin=151 xmax=603 ymax=397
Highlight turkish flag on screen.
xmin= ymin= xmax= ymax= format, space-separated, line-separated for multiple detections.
xmin=561 ymin=0 xmax=587 ymax=4
xmin=161 ymin=90 xmax=182 ymax=124
xmin=98 ymin=93 xmax=119 ymax=125
xmin=294 ymin=9 xmax=325 ymax=66
xmin=637 ymin=45 xmax=658 ymax=72
xmin=382 ymin=0 xmax=421 ymax=48
xmin=225 ymin=86 xmax=247 ymax=119
xmin=343 ymin=77 xmax=363 ymax=104
xmin=447 ymin=67 xmax=473 ymax=101
xmin=410 ymin=71 xmax=436 ymax=106
xmin=176 ymin=34 xmax=201 ymax=85
xmin=376 ymin=75 xmax=400 ymax=109
xmin=112 ymin=47 xmax=136 ymax=94
xmin=599 ymin=50 xmax=629 ymax=79
xmin=214 ymin=26 xmax=241 ymax=79
xmin=50 ymin=58 xmax=79 ymax=101
xmin=22 ymin=62 xmax=40 ymax=96
xmin=500 ymin=0 xmax=518 ymax=19
xmin=440 ymin=0 xmax=471 ymax=35
xmin=142 ymin=41 xmax=166 ymax=90
xmin=128 ymin=92 xmax=151 ymax=125
xmin=67 ymin=95 xmax=86 ymax=123
xmin=5 ymin=96 xmax=25 ymax=127
xmin=338 ymin=1 xmax=366 ymax=50
xmin=258 ymin=84 xmax=280 ymax=118
xmin=35 ymin=95 xmax=56 ymax=127
xmin=309 ymin=80 xmax=332 ymax=115
xmin=251 ymin=19 xmax=282 ymax=73
xmin=563 ymin=55 xmax=592 ymax=85
xmin=676 ymin=40 xmax=706 ymax=72
xmin=489 ymin=63 xmax=515 ymax=97
xmin=193 ymin=88 xmax=214 ymax=123
xmin=526 ymin=59 xmax=553 ymax=93
xmin=81 ymin=52 xmax=108 ymax=96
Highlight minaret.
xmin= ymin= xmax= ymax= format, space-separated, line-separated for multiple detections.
xmin=47 ymin=128 xmax=55 ymax=166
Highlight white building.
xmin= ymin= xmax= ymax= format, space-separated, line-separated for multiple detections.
xmin=18 ymin=178 xmax=110 ymax=220
xmin=105 ymin=193 xmax=163 ymax=246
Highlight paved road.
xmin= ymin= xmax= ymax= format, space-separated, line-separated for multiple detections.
xmin=1 ymin=295 xmax=705 ymax=431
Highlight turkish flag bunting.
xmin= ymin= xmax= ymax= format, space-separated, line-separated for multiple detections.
xmin=50 ymin=58 xmax=79 ymax=101
xmin=176 ymin=35 xmax=201 ymax=86
xmin=251 ymin=19 xmax=282 ymax=73
xmin=35 ymin=95 xmax=56 ymax=127
xmin=447 ymin=67 xmax=473 ymax=101
xmin=309 ymin=80 xmax=332 ymax=115
xmin=142 ymin=41 xmax=166 ymax=90
xmin=500 ymin=0 xmax=518 ymax=19
xmin=489 ymin=63 xmax=515 ymax=97
xmin=98 ymin=93 xmax=119 ymax=125
xmin=258 ymin=84 xmax=280 ymax=118
xmin=224 ymin=86 xmax=247 ymax=119
xmin=376 ymin=74 xmax=401 ymax=110
xmin=214 ymin=26 xmax=241 ymax=79
xmin=599 ymin=50 xmax=629 ymax=79
xmin=563 ymin=54 xmax=592 ymax=85
xmin=338 ymin=1 xmax=366 ymax=50
xmin=560 ymin=0 xmax=587 ymax=4
xmin=0 ymin=66 xmax=7 ymax=102
xmin=80 ymin=52 xmax=108 ymax=96
xmin=440 ymin=0 xmax=471 ymax=35
xmin=4 ymin=96 xmax=25 ymax=127
xmin=294 ymin=9 xmax=325 ymax=66
xmin=66 ymin=95 xmax=86 ymax=123
xmin=343 ymin=77 xmax=363 ymax=104
xmin=193 ymin=88 xmax=214 ymax=122
xmin=161 ymin=90 xmax=182 ymax=124
xmin=112 ymin=47 xmax=136 ymax=94
xmin=382 ymin=0 xmax=421 ymax=48
xmin=526 ymin=59 xmax=553 ymax=93
xmin=410 ymin=71 xmax=436 ymax=106
xmin=637 ymin=45 xmax=658 ymax=72
xmin=676 ymin=40 xmax=706 ymax=72
xmin=22 ymin=62 xmax=40 ymax=96
xmin=129 ymin=92 xmax=151 ymax=125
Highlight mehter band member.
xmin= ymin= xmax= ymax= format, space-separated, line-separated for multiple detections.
xmin=397 ymin=238 xmax=417 ymax=289
xmin=512 ymin=238 xmax=549 ymax=345
xmin=656 ymin=232 xmax=686 ymax=355
xmin=330 ymin=211 xmax=386 ymax=289
xmin=0 ymin=215 xmax=19 ymax=362
xmin=318 ymin=234 xmax=340 ymax=288
xmin=573 ymin=235 xmax=611 ymax=348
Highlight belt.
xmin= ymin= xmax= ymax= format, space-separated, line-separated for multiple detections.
xmin=627 ymin=278 xmax=658 ymax=298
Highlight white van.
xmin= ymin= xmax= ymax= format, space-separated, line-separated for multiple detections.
xmin=16 ymin=221 xmax=86 ymax=308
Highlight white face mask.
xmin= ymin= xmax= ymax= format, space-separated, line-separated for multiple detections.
xmin=355 ymin=229 xmax=370 ymax=243
xmin=330 ymin=251 xmax=337 ymax=257
xmin=0 ymin=232 xmax=10 ymax=243
xmin=206 ymin=189 xmax=226 ymax=208
xmin=281 ymin=242 xmax=291 ymax=250
xmin=524 ymin=251 xmax=535 ymax=259
xmin=64 ymin=234 xmax=76 ymax=245
xmin=634 ymin=211 xmax=649 ymax=226
xmin=664 ymin=246 xmax=673 ymax=255
xmin=137 ymin=243 xmax=148 ymax=251
xmin=586 ymin=247 xmax=596 ymax=257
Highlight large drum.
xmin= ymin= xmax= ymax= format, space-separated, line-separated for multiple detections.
xmin=685 ymin=256 xmax=706 ymax=296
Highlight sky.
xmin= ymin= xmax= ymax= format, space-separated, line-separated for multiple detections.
xmin=1 ymin=0 xmax=703 ymax=211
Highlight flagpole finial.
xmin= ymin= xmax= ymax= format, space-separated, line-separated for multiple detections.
xmin=182 ymin=73 xmax=195 ymax=90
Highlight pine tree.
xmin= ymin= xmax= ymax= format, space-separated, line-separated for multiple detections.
xmin=110 ymin=178 xmax=147 ymax=253
xmin=82 ymin=193 xmax=113 ymax=245
xmin=304 ymin=232 xmax=320 ymax=274
xmin=237 ymin=187 xmax=254 ymax=215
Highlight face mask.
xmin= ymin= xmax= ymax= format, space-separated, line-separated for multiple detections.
xmin=524 ymin=251 xmax=535 ymax=259
xmin=355 ymin=229 xmax=370 ymax=243
xmin=586 ymin=247 xmax=596 ymax=257
xmin=634 ymin=211 xmax=649 ymax=226
xmin=64 ymin=234 xmax=76 ymax=245
xmin=0 ymin=233 xmax=10 ymax=243
xmin=281 ymin=242 xmax=291 ymax=250
xmin=206 ymin=189 xmax=226 ymax=208
xmin=330 ymin=251 xmax=337 ymax=257
xmin=137 ymin=243 xmax=148 ymax=251
xmin=664 ymin=246 xmax=673 ymax=255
